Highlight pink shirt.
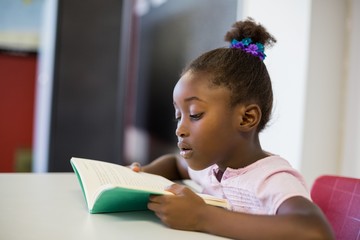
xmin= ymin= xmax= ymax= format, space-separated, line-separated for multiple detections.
xmin=188 ymin=155 xmax=310 ymax=215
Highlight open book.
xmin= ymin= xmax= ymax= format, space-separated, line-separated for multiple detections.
xmin=70 ymin=157 xmax=230 ymax=213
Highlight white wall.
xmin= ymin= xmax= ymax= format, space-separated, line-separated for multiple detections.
xmin=341 ymin=0 xmax=360 ymax=177
xmin=301 ymin=0 xmax=347 ymax=184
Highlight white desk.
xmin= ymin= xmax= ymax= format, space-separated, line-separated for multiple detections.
xmin=0 ymin=173 xmax=229 ymax=240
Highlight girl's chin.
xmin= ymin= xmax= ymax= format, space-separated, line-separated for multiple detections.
xmin=186 ymin=159 xmax=212 ymax=171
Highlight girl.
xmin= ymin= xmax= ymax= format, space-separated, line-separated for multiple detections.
xmin=132 ymin=18 xmax=334 ymax=239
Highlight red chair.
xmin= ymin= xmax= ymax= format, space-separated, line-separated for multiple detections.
xmin=311 ymin=175 xmax=360 ymax=240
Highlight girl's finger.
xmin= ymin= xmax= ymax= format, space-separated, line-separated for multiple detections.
xmin=130 ymin=162 xmax=141 ymax=172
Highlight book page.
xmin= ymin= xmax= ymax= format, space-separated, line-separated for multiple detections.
xmin=93 ymin=159 xmax=174 ymax=190
xmin=71 ymin=158 xmax=174 ymax=206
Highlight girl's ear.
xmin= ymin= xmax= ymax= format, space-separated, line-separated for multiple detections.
xmin=237 ymin=104 xmax=262 ymax=131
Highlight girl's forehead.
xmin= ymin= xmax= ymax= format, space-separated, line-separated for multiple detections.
xmin=173 ymin=72 xmax=230 ymax=104
xmin=175 ymin=71 xmax=213 ymax=90
xmin=174 ymin=73 xmax=211 ymax=97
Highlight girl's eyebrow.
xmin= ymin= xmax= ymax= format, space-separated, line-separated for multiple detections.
xmin=173 ymin=96 xmax=206 ymax=107
xmin=184 ymin=96 xmax=205 ymax=102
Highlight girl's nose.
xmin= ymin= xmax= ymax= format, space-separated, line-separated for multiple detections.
xmin=175 ymin=121 xmax=189 ymax=138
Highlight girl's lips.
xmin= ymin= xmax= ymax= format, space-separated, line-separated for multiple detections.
xmin=177 ymin=142 xmax=193 ymax=159
xmin=179 ymin=149 xmax=193 ymax=159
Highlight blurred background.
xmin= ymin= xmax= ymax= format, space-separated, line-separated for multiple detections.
xmin=0 ymin=0 xmax=359 ymax=185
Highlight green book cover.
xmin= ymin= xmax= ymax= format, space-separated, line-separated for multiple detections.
xmin=91 ymin=188 xmax=157 ymax=213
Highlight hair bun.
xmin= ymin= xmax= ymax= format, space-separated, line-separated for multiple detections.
xmin=224 ymin=17 xmax=276 ymax=48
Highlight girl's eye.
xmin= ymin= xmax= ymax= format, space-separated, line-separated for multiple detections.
xmin=174 ymin=116 xmax=181 ymax=122
xmin=190 ymin=113 xmax=203 ymax=120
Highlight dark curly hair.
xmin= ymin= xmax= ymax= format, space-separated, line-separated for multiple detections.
xmin=181 ymin=18 xmax=276 ymax=132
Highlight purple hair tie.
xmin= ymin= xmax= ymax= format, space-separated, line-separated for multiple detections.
xmin=230 ymin=38 xmax=266 ymax=61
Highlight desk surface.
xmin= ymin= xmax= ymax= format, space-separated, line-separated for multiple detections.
xmin=0 ymin=173 xmax=229 ymax=240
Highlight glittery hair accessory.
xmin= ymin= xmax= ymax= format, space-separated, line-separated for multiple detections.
xmin=230 ymin=38 xmax=266 ymax=60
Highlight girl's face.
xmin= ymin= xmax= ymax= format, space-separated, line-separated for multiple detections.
xmin=173 ymin=71 xmax=242 ymax=170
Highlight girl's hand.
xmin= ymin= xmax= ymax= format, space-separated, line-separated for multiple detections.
xmin=147 ymin=184 xmax=207 ymax=231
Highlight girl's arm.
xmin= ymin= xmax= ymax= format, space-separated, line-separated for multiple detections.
xmin=148 ymin=184 xmax=335 ymax=240
xmin=201 ymin=195 xmax=334 ymax=239
xmin=141 ymin=154 xmax=190 ymax=180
